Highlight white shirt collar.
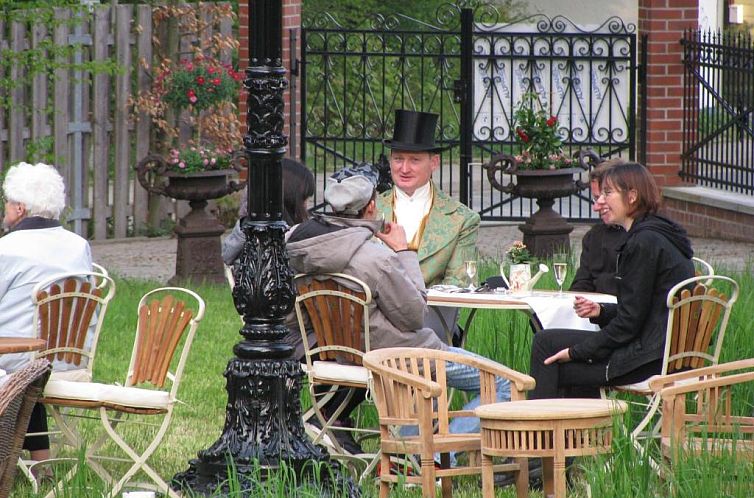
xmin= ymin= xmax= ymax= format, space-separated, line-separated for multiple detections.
xmin=394 ymin=182 xmax=432 ymax=244
xmin=395 ymin=182 xmax=432 ymax=203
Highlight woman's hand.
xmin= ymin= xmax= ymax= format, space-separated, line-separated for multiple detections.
xmin=375 ymin=222 xmax=409 ymax=252
xmin=544 ymin=348 xmax=571 ymax=365
xmin=573 ymin=296 xmax=601 ymax=318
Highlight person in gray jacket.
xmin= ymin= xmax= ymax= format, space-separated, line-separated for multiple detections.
xmin=286 ymin=163 xmax=510 ymax=455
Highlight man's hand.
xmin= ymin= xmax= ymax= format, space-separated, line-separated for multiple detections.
xmin=544 ymin=347 xmax=571 ymax=365
xmin=375 ymin=221 xmax=409 ymax=252
xmin=573 ymin=296 xmax=601 ymax=318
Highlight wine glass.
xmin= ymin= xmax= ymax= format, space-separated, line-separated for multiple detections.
xmin=553 ymin=253 xmax=568 ymax=297
xmin=464 ymin=260 xmax=477 ymax=291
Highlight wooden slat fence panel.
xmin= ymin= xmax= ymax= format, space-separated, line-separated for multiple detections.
xmin=92 ymin=7 xmax=111 ymax=241
xmin=0 ymin=3 xmax=235 ymax=240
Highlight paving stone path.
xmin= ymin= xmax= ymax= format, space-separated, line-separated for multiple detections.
xmin=91 ymin=223 xmax=752 ymax=284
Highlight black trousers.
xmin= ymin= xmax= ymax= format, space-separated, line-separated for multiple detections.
xmin=23 ymin=403 xmax=50 ymax=452
xmin=529 ymin=328 xmax=662 ymax=400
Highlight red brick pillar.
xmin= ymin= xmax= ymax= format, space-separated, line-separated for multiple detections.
xmin=238 ymin=1 xmax=302 ymax=157
xmin=638 ymin=0 xmax=698 ymax=186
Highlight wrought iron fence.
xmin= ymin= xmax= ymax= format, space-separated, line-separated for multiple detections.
xmin=681 ymin=30 xmax=754 ymax=195
xmin=299 ymin=4 xmax=637 ymax=221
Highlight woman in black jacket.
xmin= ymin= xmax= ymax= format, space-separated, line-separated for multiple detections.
xmin=529 ymin=162 xmax=695 ymax=399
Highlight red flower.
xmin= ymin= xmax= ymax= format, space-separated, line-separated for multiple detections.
xmin=516 ymin=128 xmax=530 ymax=143
xmin=546 ymin=116 xmax=557 ymax=127
xmin=212 ymin=77 xmax=222 ymax=86
xmin=207 ymin=67 xmax=216 ymax=75
xmin=196 ymin=76 xmax=205 ymax=85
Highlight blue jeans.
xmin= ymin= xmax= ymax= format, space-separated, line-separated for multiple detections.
xmin=400 ymin=347 xmax=512 ymax=465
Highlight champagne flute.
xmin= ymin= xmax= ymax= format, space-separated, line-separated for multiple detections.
xmin=464 ymin=260 xmax=477 ymax=291
xmin=553 ymin=253 xmax=568 ymax=297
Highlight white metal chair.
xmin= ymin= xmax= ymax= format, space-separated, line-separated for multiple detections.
xmin=18 ymin=271 xmax=116 ymax=490
xmin=692 ymin=256 xmax=714 ymax=285
xmin=606 ymin=275 xmax=739 ymax=459
xmin=294 ymin=272 xmax=380 ymax=482
xmin=39 ymin=287 xmax=205 ymax=498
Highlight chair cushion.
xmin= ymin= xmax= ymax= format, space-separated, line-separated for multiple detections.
xmin=43 ymin=379 xmax=170 ymax=410
xmin=311 ymin=361 xmax=369 ymax=385
xmin=50 ymin=369 xmax=91 ymax=382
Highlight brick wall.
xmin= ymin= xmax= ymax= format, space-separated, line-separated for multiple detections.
xmin=638 ymin=0 xmax=698 ymax=187
xmin=238 ymin=1 xmax=301 ymax=153
xmin=664 ymin=197 xmax=754 ymax=242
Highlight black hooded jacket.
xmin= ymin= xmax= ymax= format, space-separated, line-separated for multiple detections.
xmin=569 ymin=214 xmax=695 ymax=380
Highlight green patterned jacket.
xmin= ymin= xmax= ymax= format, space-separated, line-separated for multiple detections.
xmin=377 ymin=182 xmax=480 ymax=287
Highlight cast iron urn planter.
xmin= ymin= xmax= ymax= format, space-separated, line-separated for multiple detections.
xmin=484 ymin=152 xmax=587 ymax=258
xmin=136 ymin=153 xmax=245 ymax=284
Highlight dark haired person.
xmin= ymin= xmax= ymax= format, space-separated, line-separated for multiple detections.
xmin=569 ymin=158 xmax=628 ymax=296
xmin=529 ymin=162 xmax=695 ymax=399
xmin=222 ymin=158 xmax=315 ymax=265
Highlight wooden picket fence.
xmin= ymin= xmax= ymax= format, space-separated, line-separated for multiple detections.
xmin=0 ymin=3 xmax=233 ymax=239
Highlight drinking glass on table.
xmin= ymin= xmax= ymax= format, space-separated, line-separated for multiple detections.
xmin=464 ymin=260 xmax=478 ymax=291
xmin=553 ymin=253 xmax=568 ymax=297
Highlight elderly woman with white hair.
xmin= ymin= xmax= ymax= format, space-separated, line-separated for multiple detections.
xmin=0 ymin=162 xmax=92 ymax=470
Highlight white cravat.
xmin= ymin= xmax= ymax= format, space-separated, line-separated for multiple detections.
xmin=394 ymin=183 xmax=432 ymax=244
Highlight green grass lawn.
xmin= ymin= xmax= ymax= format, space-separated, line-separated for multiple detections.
xmin=10 ymin=260 xmax=754 ymax=497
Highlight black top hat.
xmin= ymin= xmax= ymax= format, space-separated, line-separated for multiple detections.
xmin=383 ymin=110 xmax=446 ymax=152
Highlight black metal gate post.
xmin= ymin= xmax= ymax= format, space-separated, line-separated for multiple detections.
xmin=458 ymin=8 xmax=474 ymax=207
xmin=172 ymin=1 xmax=356 ymax=495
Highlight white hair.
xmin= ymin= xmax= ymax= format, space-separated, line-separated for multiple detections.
xmin=3 ymin=162 xmax=66 ymax=219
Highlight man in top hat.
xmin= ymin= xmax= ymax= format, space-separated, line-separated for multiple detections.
xmin=378 ymin=109 xmax=480 ymax=345
xmin=287 ymin=162 xmax=509 ymax=455
xmin=378 ymin=109 xmax=480 ymax=287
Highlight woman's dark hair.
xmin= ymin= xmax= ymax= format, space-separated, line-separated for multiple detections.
xmin=282 ymin=158 xmax=315 ymax=225
xmin=238 ymin=158 xmax=315 ymax=225
xmin=601 ymin=161 xmax=661 ymax=218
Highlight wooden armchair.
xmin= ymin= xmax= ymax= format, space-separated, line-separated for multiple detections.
xmin=648 ymin=358 xmax=754 ymax=465
xmin=363 ymin=347 xmax=535 ymax=498
xmin=0 ymin=359 xmax=51 ymax=498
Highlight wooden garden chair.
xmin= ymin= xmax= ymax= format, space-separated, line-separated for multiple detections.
xmin=605 ymin=274 xmax=739 ymax=460
xmin=0 ymin=359 xmax=51 ymax=498
xmin=39 ymin=287 xmax=205 ymax=498
xmin=648 ymin=358 xmax=754 ymax=470
xmin=294 ymin=272 xmax=380 ymax=482
xmin=18 ymin=270 xmax=115 ymax=491
xmin=363 ymin=347 xmax=535 ymax=498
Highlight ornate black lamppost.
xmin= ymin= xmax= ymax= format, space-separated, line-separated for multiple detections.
xmin=172 ymin=1 xmax=355 ymax=495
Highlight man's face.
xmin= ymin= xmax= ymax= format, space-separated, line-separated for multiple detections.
xmin=590 ymin=179 xmax=609 ymax=223
xmin=389 ymin=150 xmax=439 ymax=196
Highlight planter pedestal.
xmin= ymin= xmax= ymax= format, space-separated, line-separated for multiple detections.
xmin=172 ymin=199 xmax=226 ymax=285
xmin=518 ymin=197 xmax=574 ymax=257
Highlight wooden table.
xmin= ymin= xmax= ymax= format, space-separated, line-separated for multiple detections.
xmin=0 ymin=337 xmax=46 ymax=354
xmin=475 ymin=398 xmax=627 ymax=498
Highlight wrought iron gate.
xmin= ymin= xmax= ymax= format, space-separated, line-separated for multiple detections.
xmin=681 ymin=30 xmax=754 ymax=195
xmin=299 ymin=4 xmax=637 ymax=221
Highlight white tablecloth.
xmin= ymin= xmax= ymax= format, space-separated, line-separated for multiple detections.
xmin=519 ymin=292 xmax=617 ymax=331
